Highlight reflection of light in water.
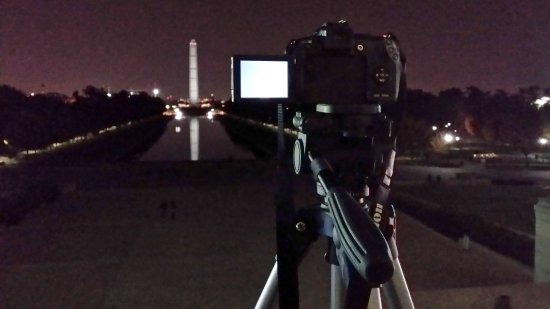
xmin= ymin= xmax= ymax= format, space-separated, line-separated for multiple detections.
xmin=190 ymin=118 xmax=199 ymax=161
xmin=175 ymin=126 xmax=181 ymax=133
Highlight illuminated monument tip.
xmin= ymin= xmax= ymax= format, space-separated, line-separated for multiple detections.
xmin=189 ymin=39 xmax=199 ymax=104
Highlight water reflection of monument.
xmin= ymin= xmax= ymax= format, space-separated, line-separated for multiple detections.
xmin=190 ymin=118 xmax=199 ymax=161
xmin=173 ymin=117 xmax=199 ymax=160
xmin=139 ymin=116 xmax=254 ymax=161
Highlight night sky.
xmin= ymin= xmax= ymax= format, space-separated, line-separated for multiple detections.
xmin=1 ymin=0 xmax=549 ymax=99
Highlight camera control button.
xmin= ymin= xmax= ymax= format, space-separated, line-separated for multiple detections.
xmin=374 ymin=67 xmax=391 ymax=84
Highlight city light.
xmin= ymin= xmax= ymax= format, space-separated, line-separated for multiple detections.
xmin=535 ymin=96 xmax=550 ymax=109
xmin=432 ymin=126 xmax=437 ymax=131
xmin=153 ymin=88 xmax=160 ymax=97
xmin=443 ymin=133 xmax=454 ymax=143
xmin=107 ymin=92 xmax=112 ymax=98
xmin=174 ymin=108 xmax=183 ymax=120
xmin=539 ymin=138 xmax=548 ymax=145
xmin=3 ymin=139 xmax=8 ymax=145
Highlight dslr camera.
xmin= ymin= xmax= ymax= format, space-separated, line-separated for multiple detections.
xmin=232 ymin=20 xmax=405 ymax=111
xmin=288 ymin=20 xmax=404 ymax=109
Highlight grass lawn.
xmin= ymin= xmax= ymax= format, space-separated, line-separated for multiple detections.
xmin=393 ymin=181 xmax=550 ymax=236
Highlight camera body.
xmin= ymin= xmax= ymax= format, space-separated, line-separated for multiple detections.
xmin=286 ymin=21 xmax=404 ymax=108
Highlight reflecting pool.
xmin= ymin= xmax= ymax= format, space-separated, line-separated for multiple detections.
xmin=139 ymin=116 xmax=255 ymax=161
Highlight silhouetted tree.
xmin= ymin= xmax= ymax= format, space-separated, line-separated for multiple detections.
xmin=0 ymin=84 xmax=165 ymax=151
xmin=398 ymin=117 xmax=432 ymax=153
xmin=0 ymin=85 xmax=26 ymax=137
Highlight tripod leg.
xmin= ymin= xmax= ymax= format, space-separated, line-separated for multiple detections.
xmin=255 ymin=262 xmax=279 ymax=309
xmin=381 ymin=257 xmax=415 ymax=309
xmin=331 ymin=265 xmax=344 ymax=309
xmin=367 ymin=289 xmax=382 ymax=309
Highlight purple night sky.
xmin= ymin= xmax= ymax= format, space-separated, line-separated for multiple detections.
xmin=1 ymin=0 xmax=549 ymax=98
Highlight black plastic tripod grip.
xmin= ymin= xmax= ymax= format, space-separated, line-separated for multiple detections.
xmin=325 ymin=186 xmax=394 ymax=285
xmin=311 ymin=159 xmax=394 ymax=285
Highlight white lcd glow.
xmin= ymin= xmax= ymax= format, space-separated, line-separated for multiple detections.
xmin=240 ymin=60 xmax=288 ymax=99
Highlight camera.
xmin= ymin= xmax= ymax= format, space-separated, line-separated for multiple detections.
xmin=287 ymin=20 xmax=404 ymax=108
xmin=253 ymin=22 xmax=415 ymax=308
xmin=231 ymin=21 xmax=405 ymax=110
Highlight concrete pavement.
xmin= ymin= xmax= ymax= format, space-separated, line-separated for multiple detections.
xmin=0 ymin=161 xmax=543 ymax=308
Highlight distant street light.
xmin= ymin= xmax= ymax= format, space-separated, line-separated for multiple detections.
xmin=3 ymin=139 xmax=8 ymax=145
xmin=535 ymin=96 xmax=550 ymax=109
xmin=432 ymin=126 xmax=437 ymax=131
xmin=539 ymin=138 xmax=548 ymax=145
xmin=443 ymin=133 xmax=454 ymax=143
xmin=153 ymin=88 xmax=160 ymax=97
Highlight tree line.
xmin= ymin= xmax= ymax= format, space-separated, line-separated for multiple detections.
xmin=0 ymin=85 xmax=165 ymax=151
xmin=224 ymin=85 xmax=550 ymax=155
xmin=400 ymin=86 xmax=549 ymax=155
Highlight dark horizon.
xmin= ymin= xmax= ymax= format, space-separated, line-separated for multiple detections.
xmin=1 ymin=0 xmax=549 ymax=98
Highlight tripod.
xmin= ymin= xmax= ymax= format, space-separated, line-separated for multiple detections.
xmin=254 ymin=103 xmax=415 ymax=309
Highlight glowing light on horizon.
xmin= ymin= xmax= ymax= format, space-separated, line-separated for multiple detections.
xmin=443 ymin=133 xmax=454 ymax=143
xmin=174 ymin=107 xmax=183 ymax=120
xmin=535 ymin=96 xmax=550 ymax=109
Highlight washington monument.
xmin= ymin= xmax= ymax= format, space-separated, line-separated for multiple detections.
xmin=189 ymin=39 xmax=199 ymax=105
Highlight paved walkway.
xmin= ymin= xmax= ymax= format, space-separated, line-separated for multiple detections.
xmin=0 ymin=162 xmax=542 ymax=308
